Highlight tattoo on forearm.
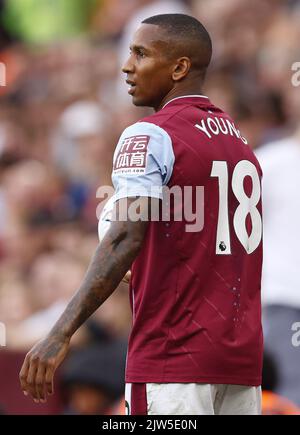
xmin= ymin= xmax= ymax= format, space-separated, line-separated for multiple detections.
xmin=50 ymin=218 xmax=147 ymax=339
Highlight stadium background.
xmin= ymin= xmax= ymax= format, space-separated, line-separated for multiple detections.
xmin=0 ymin=0 xmax=299 ymax=415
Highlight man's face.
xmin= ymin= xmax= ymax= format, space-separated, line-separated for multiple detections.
xmin=122 ymin=24 xmax=175 ymax=109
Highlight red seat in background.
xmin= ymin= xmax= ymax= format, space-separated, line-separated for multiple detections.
xmin=0 ymin=349 xmax=63 ymax=415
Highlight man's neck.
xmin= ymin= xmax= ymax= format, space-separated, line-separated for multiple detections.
xmin=155 ymin=86 xmax=204 ymax=112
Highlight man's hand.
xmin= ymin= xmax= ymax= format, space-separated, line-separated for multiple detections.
xmin=19 ymin=197 xmax=152 ymax=403
xmin=19 ymin=334 xmax=70 ymax=403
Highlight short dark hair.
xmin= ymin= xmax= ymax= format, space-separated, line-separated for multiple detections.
xmin=142 ymin=14 xmax=212 ymax=73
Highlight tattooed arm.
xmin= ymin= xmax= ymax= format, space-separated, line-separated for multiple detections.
xmin=19 ymin=197 xmax=151 ymax=403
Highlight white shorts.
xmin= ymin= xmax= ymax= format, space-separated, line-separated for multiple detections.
xmin=125 ymin=383 xmax=262 ymax=415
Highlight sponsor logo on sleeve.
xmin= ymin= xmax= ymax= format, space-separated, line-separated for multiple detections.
xmin=113 ymin=135 xmax=150 ymax=175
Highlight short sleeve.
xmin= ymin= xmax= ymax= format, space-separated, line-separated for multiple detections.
xmin=111 ymin=121 xmax=175 ymax=201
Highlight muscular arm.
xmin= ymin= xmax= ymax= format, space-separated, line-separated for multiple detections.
xmin=19 ymin=197 xmax=151 ymax=403
xmin=51 ymin=198 xmax=148 ymax=339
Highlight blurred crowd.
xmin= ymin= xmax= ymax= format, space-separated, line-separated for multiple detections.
xmin=0 ymin=0 xmax=300 ymax=415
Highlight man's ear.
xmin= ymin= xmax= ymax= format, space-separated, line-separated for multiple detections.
xmin=172 ymin=57 xmax=191 ymax=81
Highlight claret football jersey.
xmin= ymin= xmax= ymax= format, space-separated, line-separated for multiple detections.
xmin=111 ymin=96 xmax=263 ymax=386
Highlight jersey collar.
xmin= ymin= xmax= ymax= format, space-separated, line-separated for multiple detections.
xmin=162 ymin=95 xmax=209 ymax=109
